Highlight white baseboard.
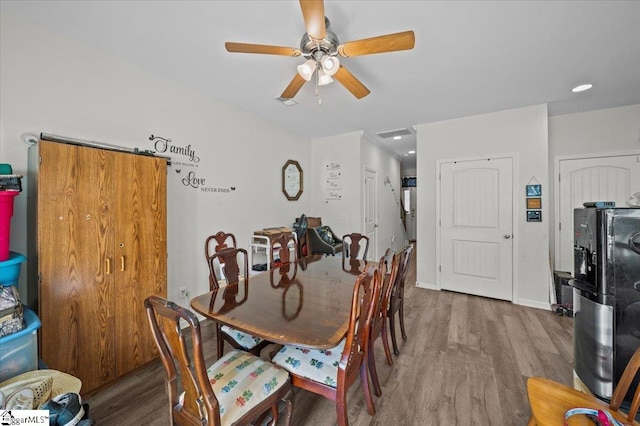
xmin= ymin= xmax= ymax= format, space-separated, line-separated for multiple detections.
xmin=517 ymin=298 xmax=551 ymax=311
xmin=413 ymin=283 xmax=552 ymax=311
xmin=415 ymin=281 xmax=438 ymax=290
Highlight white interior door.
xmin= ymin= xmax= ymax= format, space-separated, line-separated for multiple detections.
xmin=364 ymin=168 xmax=377 ymax=259
xmin=556 ymin=153 xmax=640 ymax=273
xmin=439 ymin=157 xmax=513 ymax=301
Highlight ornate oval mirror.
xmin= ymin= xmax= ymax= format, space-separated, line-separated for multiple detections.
xmin=282 ymin=159 xmax=303 ymax=200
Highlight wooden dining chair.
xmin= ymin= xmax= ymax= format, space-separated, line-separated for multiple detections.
xmin=270 ymin=233 xmax=297 ymax=268
xmin=388 ymin=244 xmax=413 ymax=355
xmin=204 ymin=231 xmax=237 ymax=288
xmin=272 ymin=264 xmax=381 ymax=426
xmin=527 ymin=345 xmax=640 ymax=425
xmin=144 ymin=296 xmax=293 ymax=426
xmin=208 ymin=247 xmax=270 ymax=359
xmin=368 ymin=248 xmax=401 ymax=397
xmin=342 ymin=233 xmax=370 ymax=260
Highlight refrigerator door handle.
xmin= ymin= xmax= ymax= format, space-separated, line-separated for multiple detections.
xmin=629 ymin=230 xmax=640 ymax=255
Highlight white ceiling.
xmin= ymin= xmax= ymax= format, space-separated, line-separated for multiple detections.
xmin=3 ymin=1 xmax=640 ymax=171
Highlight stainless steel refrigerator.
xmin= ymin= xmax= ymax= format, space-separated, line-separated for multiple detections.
xmin=572 ymin=207 xmax=640 ymax=402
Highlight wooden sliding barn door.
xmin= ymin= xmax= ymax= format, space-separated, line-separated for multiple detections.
xmin=114 ymin=152 xmax=167 ymax=376
xmin=37 ymin=140 xmax=167 ymax=394
xmin=39 ymin=141 xmax=117 ymax=392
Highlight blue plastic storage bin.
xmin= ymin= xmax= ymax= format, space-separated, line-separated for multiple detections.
xmin=0 ymin=251 xmax=27 ymax=286
xmin=0 ymin=306 xmax=41 ymax=382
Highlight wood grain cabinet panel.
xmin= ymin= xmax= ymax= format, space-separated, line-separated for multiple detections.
xmin=29 ymin=140 xmax=167 ymax=395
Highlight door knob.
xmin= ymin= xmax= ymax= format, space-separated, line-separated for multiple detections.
xmin=504 ymin=234 xmax=511 ymax=239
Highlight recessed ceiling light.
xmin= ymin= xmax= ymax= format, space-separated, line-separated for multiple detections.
xmin=404 ymin=154 xmax=409 ymax=156
xmin=408 ymin=150 xmax=416 ymax=154
xmin=393 ymin=136 xmax=402 ymax=140
xmin=572 ymin=84 xmax=593 ymax=93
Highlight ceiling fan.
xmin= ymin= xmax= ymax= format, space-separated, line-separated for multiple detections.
xmin=225 ymin=0 xmax=415 ymax=100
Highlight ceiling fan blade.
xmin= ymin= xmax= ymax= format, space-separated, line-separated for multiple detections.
xmin=333 ymin=65 xmax=370 ymax=99
xmin=225 ymin=42 xmax=301 ymax=57
xmin=337 ymin=30 xmax=415 ymax=57
xmin=281 ymin=73 xmax=307 ymax=99
xmin=299 ymin=0 xmax=326 ymax=42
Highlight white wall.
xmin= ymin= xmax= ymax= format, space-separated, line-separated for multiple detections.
xmin=547 ymin=104 xmax=640 ymax=264
xmin=402 ymin=168 xmax=417 ymax=177
xmin=361 ymin=136 xmax=407 ymax=256
xmin=0 ymin=12 xmax=311 ymax=306
xmin=309 ymin=132 xmax=361 ymax=238
xmin=549 ymin=104 xmax=640 ymax=158
xmin=417 ymin=104 xmax=550 ymax=308
xmin=309 ymin=131 xmax=404 ymax=259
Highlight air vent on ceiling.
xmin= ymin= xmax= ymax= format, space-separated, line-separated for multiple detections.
xmin=376 ymin=128 xmax=413 ymax=139
xmin=274 ymin=97 xmax=298 ymax=106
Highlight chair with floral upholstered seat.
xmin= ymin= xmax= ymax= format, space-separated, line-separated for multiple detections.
xmin=207 ymin=247 xmax=271 ymax=359
xmin=145 ymin=296 xmax=293 ymax=426
xmin=272 ymin=264 xmax=381 ymax=426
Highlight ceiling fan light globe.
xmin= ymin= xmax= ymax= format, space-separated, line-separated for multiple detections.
xmin=321 ymin=55 xmax=340 ymax=76
xmin=297 ymin=59 xmax=317 ymax=81
xmin=317 ymin=69 xmax=333 ymax=86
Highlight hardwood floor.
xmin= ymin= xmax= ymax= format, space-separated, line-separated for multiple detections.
xmin=86 ymin=245 xmax=574 ymax=425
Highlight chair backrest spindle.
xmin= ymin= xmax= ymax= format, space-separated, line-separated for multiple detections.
xmin=343 ymin=233 xmax=370 ymax=260
xmin=205 ymin=231 xmax=238 ymax=288
xmin=207 ymin=247 xmax=249 ymax=290
xmin=145 ymin=296 xmax=221 ymax=425
xmin=340 ymin=264 xmax=380 ymax=383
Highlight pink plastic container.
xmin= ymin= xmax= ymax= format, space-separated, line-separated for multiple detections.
xmin=0 ymin=191 xmax=19 ymax=261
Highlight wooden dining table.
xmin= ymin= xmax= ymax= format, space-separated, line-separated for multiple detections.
xmin=527 ymin=377 xmax=640 ymax=425
xmin=190 ymin=255 xmax=370 ymax=349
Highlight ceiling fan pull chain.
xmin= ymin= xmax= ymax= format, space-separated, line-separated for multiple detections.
xmin=315 ymin=63 xmax=320 ymax=96
xmin=315 ymin=44 xmax=321 ymax=102
xmin=315 ymin=68 xmax=323 ymax=105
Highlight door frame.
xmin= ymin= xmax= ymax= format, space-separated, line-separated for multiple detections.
xmin=364 ymin=167 xmax=378 ymax=260
xmin=553 ymin=150 xmax=640 ymax=268
xmin=435 ymin=153 xmax=518 ymax=303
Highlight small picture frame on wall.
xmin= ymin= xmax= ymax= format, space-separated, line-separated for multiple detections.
xmin=526 ymin=197 xmax=541 ymax=209
xmin=527 ymin=210 xmax=542 ymax=222
xmin=526 ymin=184 xmax=542 ymax=197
